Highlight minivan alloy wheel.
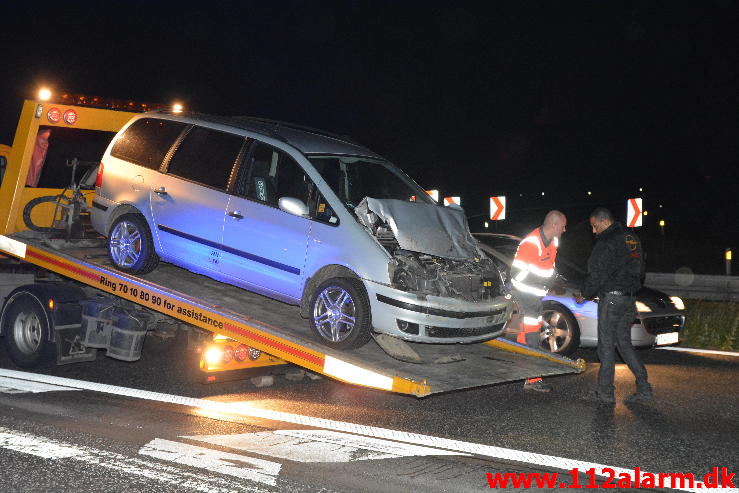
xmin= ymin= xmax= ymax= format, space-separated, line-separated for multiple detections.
xmin=313 ymin=285 xmax=356 ymax=343
xmin=106 ymin=213 xmax=159 ymax=274
xmin=309 ymin=277 xmax=372 ymax=349
xmin=109 ymin=220 xmax=142 ymax=268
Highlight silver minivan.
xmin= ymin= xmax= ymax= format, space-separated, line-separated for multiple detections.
xmin=91 ymin=113 xmax=512 ymax=349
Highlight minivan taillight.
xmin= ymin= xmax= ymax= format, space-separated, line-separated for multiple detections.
xmin=95 ymin=162 xmax=104 ymax=188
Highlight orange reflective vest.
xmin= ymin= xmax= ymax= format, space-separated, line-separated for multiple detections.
xmin=511 ymin=227 xmax=558 ymax=297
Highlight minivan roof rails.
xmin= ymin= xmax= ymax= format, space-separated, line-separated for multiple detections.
xmin=235 ymin=116 xmax=360 ymax=146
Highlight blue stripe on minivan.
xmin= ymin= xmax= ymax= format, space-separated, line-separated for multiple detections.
xmin=157 ymin=225 xmax=301 ymax=275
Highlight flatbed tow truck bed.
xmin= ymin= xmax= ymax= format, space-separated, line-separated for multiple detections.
xmin=0 ymin=231 xmax=584 ymax=397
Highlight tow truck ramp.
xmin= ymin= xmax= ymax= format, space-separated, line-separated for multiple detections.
xmin=0 ymin=231 xmax=584 ymax=397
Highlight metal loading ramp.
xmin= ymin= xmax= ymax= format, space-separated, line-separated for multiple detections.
xmin=0 ymin=232 xmax=584 ymax=397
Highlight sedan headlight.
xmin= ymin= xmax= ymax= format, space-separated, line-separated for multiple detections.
xmin=670 ymin=296 xmax=685 ymax=310
xmin=635 ymin=301 xmax=652 ymax=312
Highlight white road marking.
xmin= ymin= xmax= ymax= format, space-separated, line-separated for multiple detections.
xmin=0 ymin=376 xmax=79 ymax=394
xmin=139 ymin=438 xmax=281 ymax=485
xmin=658 ymin=346 xmax=739 ymax=357
xmin=0 ymin=369 xmax=735 ymax=493
xmin=183 ymin=429 xmax=468 ymax=463
xmin=0 ymin=426 xmax=269 ymax=493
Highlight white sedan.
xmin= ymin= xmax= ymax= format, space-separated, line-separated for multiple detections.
xmin=476 ymin=233 xmax=685 ymax=356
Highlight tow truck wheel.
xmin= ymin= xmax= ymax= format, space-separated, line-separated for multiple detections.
xmin=108 ymin=213 xmax=159 ymax=274
xmin=541 ymin=301 xmax=580 ymax=356
xmin=2 ymin=293 xmax=56 ymax=369
xmin=309 ymin=278 xmax=371 ymax=349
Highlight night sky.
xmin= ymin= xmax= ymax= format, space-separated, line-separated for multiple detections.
xmin=1 ymin=1 xmax=737 ymax=273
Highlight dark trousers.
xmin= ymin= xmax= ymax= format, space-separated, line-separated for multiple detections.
xmin=596 ymin=293 xmax=650 ymax=395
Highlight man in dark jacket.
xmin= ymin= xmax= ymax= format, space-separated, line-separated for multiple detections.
xmin=576 ymin=207 xmax=652 ymax=404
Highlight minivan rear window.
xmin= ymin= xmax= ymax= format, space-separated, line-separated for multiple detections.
xmin=110 ymin=118 xmax=186 ymax=170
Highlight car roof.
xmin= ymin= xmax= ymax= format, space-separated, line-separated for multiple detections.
xmin=473 ymin=233 xmax=522 ymax=243
xmin=145 ymin=111 xmax=383 ymax=158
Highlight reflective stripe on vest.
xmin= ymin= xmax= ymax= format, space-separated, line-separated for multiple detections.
xmin=511 ymin=227 xmax=558 ymax=295
xmin=513 ymin=228 xmax=557 ymax=276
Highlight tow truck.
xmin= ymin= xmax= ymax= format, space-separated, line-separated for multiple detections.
xmin=0 ymin=91 xmax=584 ymax=397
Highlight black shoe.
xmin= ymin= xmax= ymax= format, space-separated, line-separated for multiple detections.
xmin=625 ymin=391 xmax=653 ymax=405
xmin=587 ymin=390 xmax=615 ymax=404
xmin=523 ymin=380 xmax=552 ymax=393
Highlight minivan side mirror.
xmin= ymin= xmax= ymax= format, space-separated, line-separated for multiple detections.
xmin=278 ymin=197 xmax=309 ymax=217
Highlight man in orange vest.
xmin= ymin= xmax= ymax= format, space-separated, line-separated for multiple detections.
xmin=511 ymin=210 xmax=567 ymax=392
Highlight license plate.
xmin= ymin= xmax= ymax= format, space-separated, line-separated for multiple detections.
xmin=656 ymin=332 xmax=679 ymax=345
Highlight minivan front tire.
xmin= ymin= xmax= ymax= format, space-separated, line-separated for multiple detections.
xmin=107 ymin=213 xmax=159 ymax=274
xmin=309 ymin=278 xmax=372 ymax=349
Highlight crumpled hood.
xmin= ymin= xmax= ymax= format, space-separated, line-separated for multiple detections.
xmin=355 ymin=197 xmax=481 ymax=260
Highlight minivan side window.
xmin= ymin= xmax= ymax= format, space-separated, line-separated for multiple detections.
xmin=166 ymin=126 xmax=244 ymax=190
xmin=312 ymin=191 xmax=340 ymax=226
xmin=234 ymin=141 xmax=311 ymax=208
xmin=110 ymin=118 xmax=186 ymax=170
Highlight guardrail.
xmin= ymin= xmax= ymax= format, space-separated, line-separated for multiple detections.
xmin=644 ymin=272 xmax=739 ymax=302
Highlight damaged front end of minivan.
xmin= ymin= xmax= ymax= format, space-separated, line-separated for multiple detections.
xmin=355 ymin=198 xmax=513 ymax=343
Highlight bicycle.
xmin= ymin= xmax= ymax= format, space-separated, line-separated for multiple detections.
xmin=22 ymin=157 xmax=98 ymax=240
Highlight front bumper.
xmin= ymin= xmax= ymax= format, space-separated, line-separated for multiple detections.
xmin=631 ymin=313 xmax=686 ymax=347
xmin=364 ymin=279 xmax=513 ymax=343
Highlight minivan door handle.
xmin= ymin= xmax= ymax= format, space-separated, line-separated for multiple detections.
xmin=227 ymin=210 xmax=244 ymax=220
xmin=153 ymin=187 xmax=168 ymax=195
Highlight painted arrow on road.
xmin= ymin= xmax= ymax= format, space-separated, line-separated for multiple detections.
xmin=0 ymin=376 xmax=79 ymax=394
xmin=182 ymin=429 xmax=468 ymax=463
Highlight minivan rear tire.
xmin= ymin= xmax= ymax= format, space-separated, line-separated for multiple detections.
xmin=107 ymin=213 xmax=159 ymax=274
xmin=309 ymin=278 xmax=372 ymax=349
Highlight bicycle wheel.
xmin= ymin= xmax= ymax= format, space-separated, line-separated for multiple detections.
xmin=22 ymin=195 xmax=69 ymax=233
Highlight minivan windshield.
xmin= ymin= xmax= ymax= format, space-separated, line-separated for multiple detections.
xmin=307 ymin=155 xmax=435 ymax=210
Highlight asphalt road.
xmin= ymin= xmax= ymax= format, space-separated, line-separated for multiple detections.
xmin=0 ymin=334 xmax=737 ymax=492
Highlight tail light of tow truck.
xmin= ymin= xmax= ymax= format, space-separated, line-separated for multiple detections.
xmin=200 ymin=336 xmax=285 ymax=374
xmin=95 ymin=162 xmax=104 ymax=187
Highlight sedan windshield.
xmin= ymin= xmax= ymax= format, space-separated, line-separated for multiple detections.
xmin=307 ymin=155 xmax=435 ymax=210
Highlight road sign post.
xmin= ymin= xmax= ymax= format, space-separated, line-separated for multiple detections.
xmin=727 ymin=248 xmax=732 ymax=277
